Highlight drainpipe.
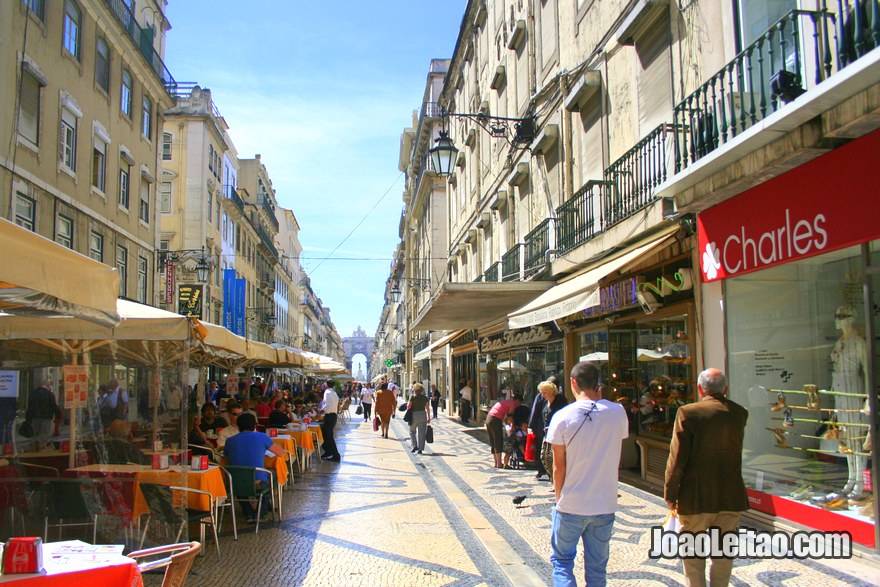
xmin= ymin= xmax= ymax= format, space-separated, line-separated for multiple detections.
xmin=527 ymin=0 xmax=537 ymax=96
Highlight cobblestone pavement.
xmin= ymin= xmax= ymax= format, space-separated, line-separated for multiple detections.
xmin=148 ymin=408 xmax=880 ymax=586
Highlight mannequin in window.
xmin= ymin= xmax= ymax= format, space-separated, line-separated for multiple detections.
xmin=827 ymin=305 xmax=868 ymax=500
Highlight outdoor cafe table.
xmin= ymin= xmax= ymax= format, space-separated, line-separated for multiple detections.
xmin=220 ymin=451 xmax=288 ymax=487
xmin=309 ymin=424 xmax=323 ymax=446
xmin=13 ymin=450 xmax=91 ymax=472
xmin=66 ymin=464 xmax=226 ymax=519
xmin=0 ymin=540 xmax=142 ymax=586
xmin=275 ymin=429 xmax=315 ymax=455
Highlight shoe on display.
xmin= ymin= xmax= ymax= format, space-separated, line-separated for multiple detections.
xmin=770 ymin=392 xmax=787 ymax=412
xmin=805 ymin=384 xmax=820 ymax=410
xmin=782 ymin=407 xmax=795 ymax=428
xmin=811 ymin=492 xmax=844 ymax=505
xmin=838 ymin=439 xmax=853 ymax=454
xmin=767 ymin=427 xmax=789 ymax=449
xmin=858 ymin=500 xmax=875 ymax=518
xmin=848 ymin=491 xmax=872 ymax=506
xmin=863 ymin=430 xmax=872 ymax=452
xmin=789 ymin=485 xmax=814 ymax=500
xmin=819 ymin=496 xmax=849 ymax=510
xmin=822 ymin=421 xmax=839 ymax=440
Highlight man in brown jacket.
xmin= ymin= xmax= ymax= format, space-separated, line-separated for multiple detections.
xmin=664 ymin=367 xmax=749 ymax=587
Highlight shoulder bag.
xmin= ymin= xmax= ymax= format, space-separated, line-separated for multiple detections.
xmin=425 ymin=424 xmax=434 ymax=443
xmin=542 ymin=402 xmax=595 ymax=475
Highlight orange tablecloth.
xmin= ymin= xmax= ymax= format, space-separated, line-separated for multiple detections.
xmin=131 ymin=466 xmax=226 ymax=518
xmin=0 ymin=540 xmax=142 ymax=586
xmin=277 ymin=430 xmax=315 ymax=455
xmin=220 ymin=453 xmax=288 ymax=487
xmin=309 ymin=425 xmax=323 ymax=446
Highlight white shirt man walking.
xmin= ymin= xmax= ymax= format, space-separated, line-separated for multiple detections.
xmin=320 ymin=380 xmax=341 ymax=462
xmin=546 ymin=361 xmax=628 ymax=587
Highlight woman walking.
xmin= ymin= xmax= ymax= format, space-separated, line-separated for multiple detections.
xmin=528 ymin=378 xmax=568 ymax=480
xmin=374 ymin=381 xmax=396 ymax=439
xmin=360 ymin=382 xmax=375 ymax=422
xmin=486 ymin=393 xmax=523 ymax=468
xmin=407 ymin=383 xmax=431 ymax=454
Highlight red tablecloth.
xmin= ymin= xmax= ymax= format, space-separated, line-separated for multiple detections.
xmin=0 ymin=540 xmax=143 ymax=586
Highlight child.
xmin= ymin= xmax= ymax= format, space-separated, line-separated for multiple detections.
xmin=502 ymin=414 xmax=517 ymax=469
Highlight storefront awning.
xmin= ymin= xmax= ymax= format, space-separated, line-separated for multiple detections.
xmin=0 ymin=217 xmax=120 ymax=327
xmin=410 ymin=282 xmax=554 ymax=332
xmin=413 ymin=347 xmax=431 ymax=362
xmin=428 ymin=329 xmax=468 ymax=352
xmin=507 ymin=232 xmax=676 ymax=329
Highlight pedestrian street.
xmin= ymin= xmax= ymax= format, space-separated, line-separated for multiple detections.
xmin=155 ymin=410 xmax=880 ymax=587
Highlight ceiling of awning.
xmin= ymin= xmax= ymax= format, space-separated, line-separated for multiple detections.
xmin=410 ymin=281 xmax=553 ymax=332
xmin=0 ymin=217 xmax=120 ymax=327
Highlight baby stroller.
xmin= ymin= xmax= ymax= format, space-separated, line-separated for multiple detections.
xmin=504 ymin=429 xmax=526 ymax=470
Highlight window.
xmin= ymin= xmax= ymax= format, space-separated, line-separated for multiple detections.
xmin=162 ymin=132 xmax=172 ymax=160
xmin=160 ymin=181 xmax=171 ymax=213
xmin=208 ymin=144 xmax=214 ymax=172
xmin=120 ymin=70 xmax=132 ymax=117
xmin=139 ymin=180 xmax=150 ymax=223
xmin=56 ymin=214 xmax=73 ymax=249
xmin=207 ymin=189 xmax=212 ymax=216
xmin=92 ymin=138 xmax=106 ymax=191
xmin=117 ymin=245 xmax=128 ymax=297
xmin=89 ymin=231 xmax=103 ymax=262
xmin=119 ymin=162 xmax=130 ymax=208
xmin=95 ymin=38 xmax=110 ymax=92
xmin=141 ymin=95 xmax=152 ymax=139
xmin=60 ymin=109 xmax=77 ymax=171
xmin=137 ymin=256 xmax=147 ymax=303
xmin=18 ymin=71 xmax=41 ymax=146
xmin=22 ymin=0 xmax=45 ymax=20
xmin=14 ymin=194 xmax=35 ymax=231
xmin=63 ymin=1 xmax=81 ymax=60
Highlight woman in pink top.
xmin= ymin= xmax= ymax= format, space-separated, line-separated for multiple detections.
xmin=486 ymin=395 xmax=523 ymax=468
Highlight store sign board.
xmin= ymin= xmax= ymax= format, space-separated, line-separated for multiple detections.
xmin=177 ymin=284 xmax=203 ymax=318
xmin=479 ymin=325 xmax=554 ymax=353
xmin=698 ymin=128 xmax=880 ymax=282
xmin=582 ymin=277 xmax=640 ymax=318
xmin=0 ymin=371 xmax=19 ymax=398
xmin=62 ymin=365 xmax=89 ymax=408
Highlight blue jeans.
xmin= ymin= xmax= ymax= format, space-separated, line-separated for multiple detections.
xmin=550 ymin=508 xmax=615 ymax=587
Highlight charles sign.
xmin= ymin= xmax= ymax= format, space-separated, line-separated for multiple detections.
xmin=698 ymin=128 xmax=880 ymax=282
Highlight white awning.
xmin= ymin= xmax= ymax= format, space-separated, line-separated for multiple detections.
xmin=507 ymin=232 xmax=676 ymax=329
xmin=413 ymin=347 xmax=431 ymax=362
xmin=428 ymin=329 xmax=467 ymax=352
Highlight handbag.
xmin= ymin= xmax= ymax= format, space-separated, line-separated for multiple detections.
xmin=355 ymin=405 xmax=363 ymax=415
xmin=425 ymin=425 xmax=434 ymax=444
xmin=372 ymin=416 xmax=379 ymax=431
xmin=403 ymin=409 xmax=413 ymax=424
xmin=524 ymin=431 xmax=536 ymax=462
xmin=540 ymin=439 xmax=553 ymax=473
xmin=18 ymin=420 xmax=34 ymax=438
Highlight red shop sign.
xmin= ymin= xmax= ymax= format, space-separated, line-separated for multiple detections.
xmin=697 ymin=128 xmax=880 ymax=282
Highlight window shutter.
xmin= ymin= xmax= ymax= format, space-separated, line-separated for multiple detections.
xmin=636 ymin=22 xmax=672 ymax=136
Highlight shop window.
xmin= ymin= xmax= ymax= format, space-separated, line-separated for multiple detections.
xmin=726 ymin=244 xmax=874 ymax=525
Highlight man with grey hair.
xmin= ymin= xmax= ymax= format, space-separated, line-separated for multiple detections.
xmin=665 ymin=367 xmax=748 ymax=587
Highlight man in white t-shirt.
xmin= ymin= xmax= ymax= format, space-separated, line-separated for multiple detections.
xmin=320 ymin=380 xmax=341 ymax=462
xmin=546 ymin=361 xmax=628 ymax=587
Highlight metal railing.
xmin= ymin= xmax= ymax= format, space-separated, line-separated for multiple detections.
xmin=483 ymin=261 xmax=500 ymax=283
xmin=524 ymin=218 xmax=553 ymax=273
xmin=603 ymin=123 xmax=676 ymax=228
xmin=673 ymin=8 xmax=851 ymax=172
xmin=501 ymin=244 xmax=524 ymax=282
xmin=104 ymin=0 xmax=177 ymax=94
xmin=222 ymin=184 xmax=244 ymax=213
xmin=259 ymin=195 xmax=279 ymax=230
xmin=255 ymin=224 xmax=278 ymax=258
xmin=555 ymin=180 xmax=603 ymax=255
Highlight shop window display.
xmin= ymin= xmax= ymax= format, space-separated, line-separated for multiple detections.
xmin=480 ymin=342 xmax=564 ymax=411
xmin=727 ymin=244 xmax=875 ymax=524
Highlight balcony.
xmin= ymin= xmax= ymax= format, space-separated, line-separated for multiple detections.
xmin=104 ymin=0 xmax=176 ymax=94
xmin=603 ymin=123 xmax=676 ymax=228
xmin=255 ymin=224 xmax=279 ymax=259
xmin=258 ymin=195 xmax=279 ymax=231
xmin=222 ymin=184 xmax=244 ymax=213
xmin=673 ymin=7 xmax=868 ymax=173
xmin=524 ymin=218 xmax=553 ymax=274
xmin=483 ymin=261 xmax=500 ymax=283
xmin=555 ymin=180 xmax=602 ymax=255
xmin=501 ymin=244 xmax=524 ymax=282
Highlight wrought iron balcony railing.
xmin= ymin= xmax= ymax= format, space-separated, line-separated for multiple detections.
xmin=255 ymin=224 xmax=279 ymax=258
xmin=104 ymin=0 xmax=177 ymax=94
xmin=524 ymin=218 xmax=553 ymax=274
xmin=501 ymin=244 xmax=524 ymax=282
xmin=258 ymin=195 xmax=279 ymax=230
xmin=222 ymin=184 xmax=244 ymax=213
xmin=555 ymin=180 xmax=603 ymax=255
xmin=673 ymin=5 xmax=877 ymax=173
xmin=603 ymin=123 xmax=676 ymax=229
xmin=483 ymin=261 xmax=500 ymax=283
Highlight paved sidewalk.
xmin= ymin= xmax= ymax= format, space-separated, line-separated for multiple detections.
xmin=152 ymin=409 xmax=880 ymax=586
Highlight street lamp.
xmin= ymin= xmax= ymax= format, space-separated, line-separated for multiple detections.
xmin=430 ymin=109 xmax=537 ymax=177
xmin=158 ymin=247 xmax=213 ymax=282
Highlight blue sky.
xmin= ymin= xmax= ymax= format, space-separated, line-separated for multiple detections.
xmin=163 ymin=1 xmax=466 ymax=339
